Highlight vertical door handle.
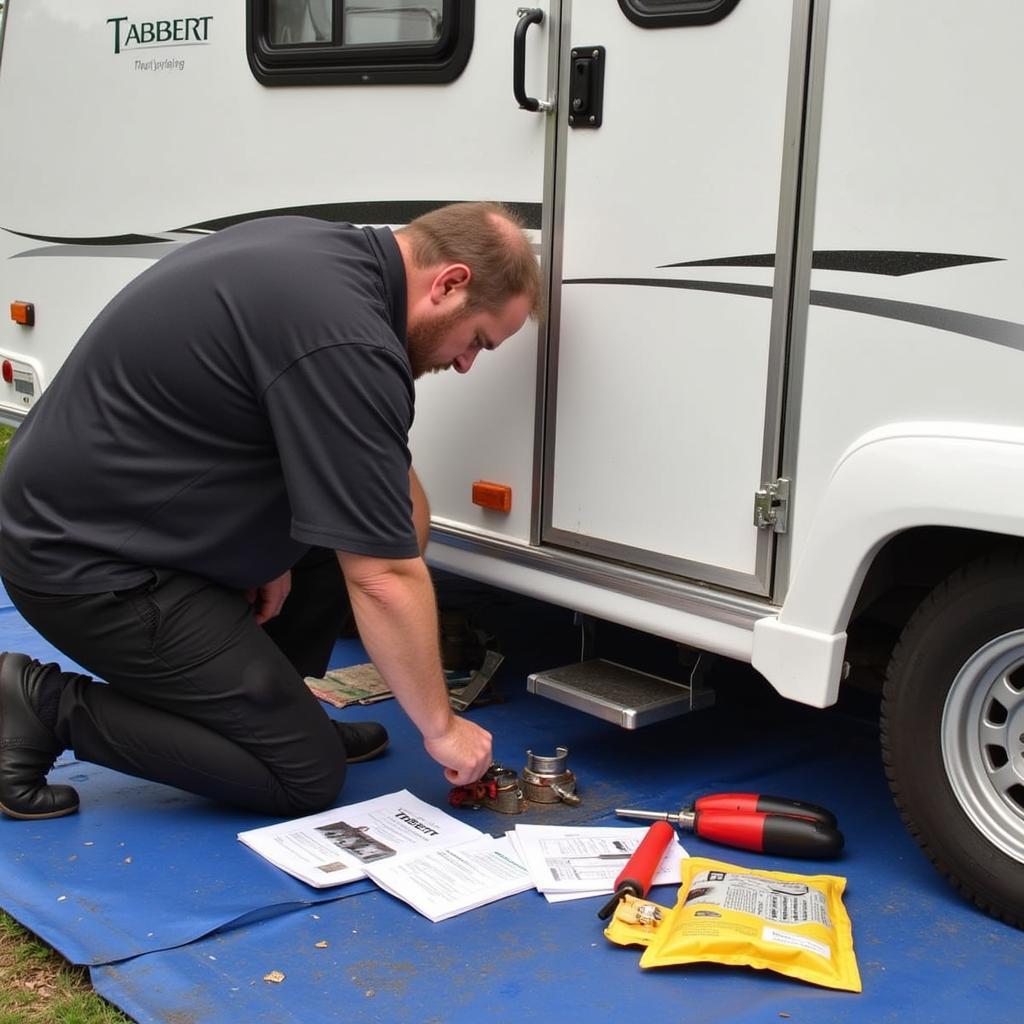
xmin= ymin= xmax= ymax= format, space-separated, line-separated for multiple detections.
xmin=513 ymin=8 xmax=550 ymax=112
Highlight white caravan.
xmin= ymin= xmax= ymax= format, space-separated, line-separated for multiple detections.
xmin=1 ymin=1 xmax=1022 ymax=927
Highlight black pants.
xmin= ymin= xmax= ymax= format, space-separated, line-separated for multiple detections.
xmin=3 ymin=549 xmax=353 ymax=815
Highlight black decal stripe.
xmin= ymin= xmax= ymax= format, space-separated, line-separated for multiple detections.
xmin=2 ymin=229 xmax=172 ymax=246
xmin=179 ymin=200 xmax=543 ymax=233
xmin=3 ymin=201 xmax=543 ymax=248
xmin=660 ymin=251 xmax=1002 ymax=277
xmin=563 ymin=277 xmax=1024 ymax=353
xmin=810 ymin=289 xmax=1024 ymax=351
xmin=11 ymin=243 xmax=188 ymax=261
xmin=663 ymin=254 xmax=777 ymax=271
xmin=178 ymin=201 xmax=436 ymax=231
xmin=566 ymin=277 xmax=773 ymax=299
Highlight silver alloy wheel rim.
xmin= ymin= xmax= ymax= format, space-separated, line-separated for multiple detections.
xmin=942 ymin=629 xmax=1024 ymax=862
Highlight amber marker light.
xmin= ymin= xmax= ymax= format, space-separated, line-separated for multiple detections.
xmin=472 ymin=481 xmax=512 ymax=513
xmin=10 ymin=301 xmax=35 ymax=326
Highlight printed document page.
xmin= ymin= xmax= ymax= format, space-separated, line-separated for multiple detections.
xmin=506 ymin=830 xmax=603 ymax=903
xmin=238 ymin=789 xmax=483 ymax=889
xmin=511 ymin=823 xmax=687 ymax=897
xmin=365 ymin=834 xmax=533 ymax=922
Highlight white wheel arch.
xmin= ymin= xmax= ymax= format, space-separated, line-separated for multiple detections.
xmin=753 ymin=422 xmax=1024 ymax=706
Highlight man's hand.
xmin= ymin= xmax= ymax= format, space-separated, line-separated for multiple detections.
xmin=423 ymin=716 xmax=493 ymax=786
xmin=245 ymin=570 xmax=292 ymax=625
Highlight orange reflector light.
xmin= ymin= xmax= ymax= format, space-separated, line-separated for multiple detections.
xmin=10 ymin=301 xmax=35 ymax=327
xmin=472 ymin=480 xmax=512 ymax=513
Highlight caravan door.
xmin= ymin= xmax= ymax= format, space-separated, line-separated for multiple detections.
xmin=544 ymin=0 xmax=799 ymax=596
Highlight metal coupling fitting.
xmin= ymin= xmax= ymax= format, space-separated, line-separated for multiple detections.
xmin=521 ymin=747 xmax=580 ymax=805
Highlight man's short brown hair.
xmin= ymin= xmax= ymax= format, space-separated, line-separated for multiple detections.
xmin=397 ymin=202 xmax=541 ymax=317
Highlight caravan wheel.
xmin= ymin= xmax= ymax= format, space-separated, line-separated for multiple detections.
xmin=881 ymin=550 xmax=1024 ymax=929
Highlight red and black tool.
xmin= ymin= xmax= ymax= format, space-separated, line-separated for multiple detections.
xmin=616 ymin=793 xmax=843 ymax=859
xmin=596 ymin=820 xmax=675 ymax=920
xmin=687 ymin=792 xmax=837 ymax=828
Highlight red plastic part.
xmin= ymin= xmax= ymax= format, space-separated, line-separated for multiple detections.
xmin=694 ymin=792 xmax=837 ymax=827
xmin=692 ymin=809 xmax=845 ymax=857
xmin=613 ymin=819 xmax=675 ymax=895
xmin=695 ymin=792 xmax=761 ymax=815
xmin=693 ymin=809 xmax=767 ymax=852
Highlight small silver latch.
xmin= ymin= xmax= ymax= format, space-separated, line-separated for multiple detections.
xmin=753 ymin=478 xmax=790 ymax=533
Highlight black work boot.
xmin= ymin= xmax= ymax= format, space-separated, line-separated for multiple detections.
xmin=333 ymin=720 xmax=389 ymax=763
xmin=0 ymin=652 xmax=79 ymax=819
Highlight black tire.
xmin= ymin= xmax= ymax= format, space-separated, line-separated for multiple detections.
xmin=881 ymin=548 xmax=1024 ymax=929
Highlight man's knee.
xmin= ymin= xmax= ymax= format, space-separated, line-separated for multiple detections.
xmin=239 ymin=657 xmax=302 ymax=710
xmin=236 ymin=660 xmax=348 ymax=814
xmin=275 ymin=758 xmax=347 ymax=817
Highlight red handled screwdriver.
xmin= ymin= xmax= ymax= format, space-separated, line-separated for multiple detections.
xmin=691 ymin=792 xmax=837 ymax=828
xmin=616 ymin=803 xmax=844 ymax=859
xmin=597 ymin=820 xmax=675 ymax=920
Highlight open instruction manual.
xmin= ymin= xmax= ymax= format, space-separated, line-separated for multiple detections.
xmin=238 ymin=789 xmax=533 ymax=921
xmin=239 ymin=789 xmax=686 ymax=923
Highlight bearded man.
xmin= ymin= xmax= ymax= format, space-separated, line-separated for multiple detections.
xmin=0 ymin=202 xmax=539 ymax=820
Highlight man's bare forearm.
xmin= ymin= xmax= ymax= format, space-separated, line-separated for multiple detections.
xmin=336 ymin=551 xmax=493 ymax=784
xmin=336 ymin=552 xmax=452 ymax=738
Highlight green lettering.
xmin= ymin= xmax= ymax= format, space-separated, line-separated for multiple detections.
xmin=107 ymin=16 xmax=128 ymax=54
xmin=110 ymin=14 xmax=212 ymax=53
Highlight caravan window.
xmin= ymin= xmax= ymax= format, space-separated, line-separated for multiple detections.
xmin=618 ymin=0 xmax=742 ymax=28
xmin=248 ymin=0 xmax=473 ymax=85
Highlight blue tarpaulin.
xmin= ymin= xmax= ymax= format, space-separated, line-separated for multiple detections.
xmin=1 ymin=581 xmax=1021 ymax=1022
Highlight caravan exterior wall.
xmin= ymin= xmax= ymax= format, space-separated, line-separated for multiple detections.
xmin=1 ymin=0 xmax=1022 ymax=926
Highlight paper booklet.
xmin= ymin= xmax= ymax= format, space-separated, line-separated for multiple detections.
xmin=238 ymin=789 xmax=533 ymax=922
xmin=238 ymin=789 xmax=484 ymax=890
xmin=365 ymin=834 xmax=533 ymax=923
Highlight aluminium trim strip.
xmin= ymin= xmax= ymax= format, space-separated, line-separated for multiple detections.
xmin=431 ymin=520 xmax=775 ymax=631
xmin=758 ymin=0 xmax=816 ymax=597
xmin=774 ymin=0 xmax=830 ymax=602
xmin=539 ymin=0 xmax=573 ymax=553
xmin=531 ymin=1 xmax=565 ymax=547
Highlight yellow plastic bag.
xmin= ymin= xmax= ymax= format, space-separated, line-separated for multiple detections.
xmin=638 ymin=856 xmax=862 ymax=992
xmin=603 ymin=894 xmax=673 ymax=948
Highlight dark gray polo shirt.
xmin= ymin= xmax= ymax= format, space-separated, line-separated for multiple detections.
xmin=0 ymin=217 xmax=420 ymax=593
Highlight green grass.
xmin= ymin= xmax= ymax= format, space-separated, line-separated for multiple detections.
xmin=0 ymin=424 xmax=132 ymax=1022
xmin=0 ymin=423 xmax=12 ymax=472
xmin=0 ymin=912 xmax=131 ymax=1023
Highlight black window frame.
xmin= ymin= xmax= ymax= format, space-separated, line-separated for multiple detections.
xmin=247 ymin=0 xmax=474 ymax=86
xmin=617 ymin=0 xmax=742 ymax=29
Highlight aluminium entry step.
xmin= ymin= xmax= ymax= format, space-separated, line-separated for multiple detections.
xmin=526 ymin=658 xmax=715 ymax=730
